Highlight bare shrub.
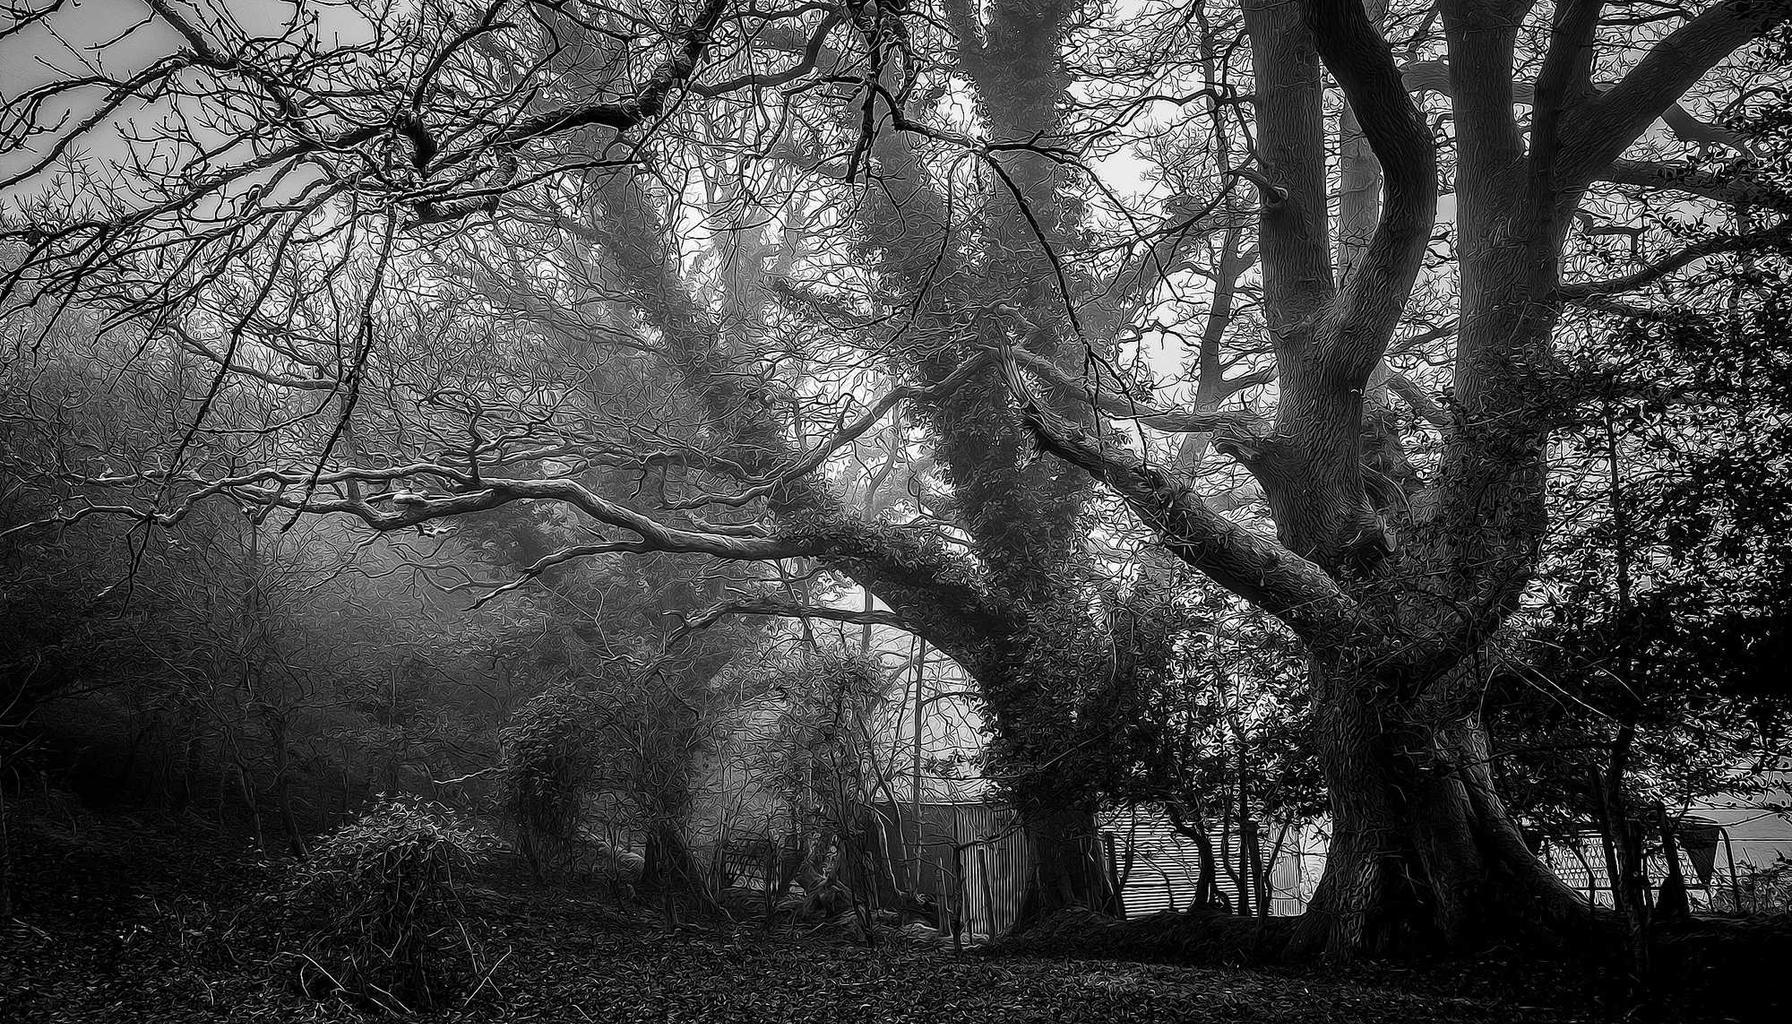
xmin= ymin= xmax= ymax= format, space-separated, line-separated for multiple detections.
xmin=271 ymin=795 xmax=492 ymax=1012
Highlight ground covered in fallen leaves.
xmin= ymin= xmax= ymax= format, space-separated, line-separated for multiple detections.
xmin=0 ymin=800 xmax=1623 ymax=1023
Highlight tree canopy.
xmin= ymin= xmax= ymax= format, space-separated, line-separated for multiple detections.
xmin=4 ymin=0 xmax=1790 ymax=959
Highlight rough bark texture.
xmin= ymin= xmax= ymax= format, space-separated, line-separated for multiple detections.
xmin=843 ymin=0 xmax=1133 ymax=924
xmin=641 ymin=821 xmax=705 ymax=894
xmin=451 ymin=0 xmax=1789 ymax=958
xmin=1288 ymin=658 xmax=1590 ymax=956
xmin=1014 ymin=0 xmax=1789 ymax=958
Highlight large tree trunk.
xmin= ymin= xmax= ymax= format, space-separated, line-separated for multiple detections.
xmin=1288 ymin=657 xmax=1592 ymax=957
xmin=1012 ymin=800 xmax=1120 ymax=930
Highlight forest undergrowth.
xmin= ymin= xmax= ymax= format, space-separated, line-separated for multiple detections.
xmin=0 ymin=797 xmax=1613 ymax=1024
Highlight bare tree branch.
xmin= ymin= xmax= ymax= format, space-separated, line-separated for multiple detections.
xmin=1559 ymin=0 xmax=1792 ymax=182
xmin=1601 ymin=158 xmax=1792 ymax=215
xmin=1000 ymin=350 xmax=1359 ymax=646
xmin=1558 ymin=221 xmax=1792 ymax=298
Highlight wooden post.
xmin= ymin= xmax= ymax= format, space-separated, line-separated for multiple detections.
xmin=951 ymin=846 xmax=969 ymax=947
xmin=912 ymin=640 xmax=926 ymax=900
xmin=1566 ymin=840 xmax=1599 ymax=909
xmin=940 ymin=856 xmax=962 ymax=954
xmin=1245 ymin=819 xmax=1270 ymax=917
xmin=762 ymin=822 xmax=776 ymax=927
xmin=975 ymin=845 xmax=998 ymax=938
xmin=1592 ymin=767 xmax=1628 ymax=915
xmin=0 ymin=746 xmax=11 ymax=920
xmin=1103 ymin=832 xmax=1125 ymax=920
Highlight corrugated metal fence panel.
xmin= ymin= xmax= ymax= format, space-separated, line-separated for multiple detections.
xmin=1112 ymin=816 xmax=1205 ymax=916
xmin=870 ymin=800 xmax=1028 ymax=938
xmin=1539 ymin=833 xmax=1719 ymax=909
xmin=955 ymin=803 xmax=1027 ymax=937
xmin=1269 ymin=836 xmax=1318 ymax=916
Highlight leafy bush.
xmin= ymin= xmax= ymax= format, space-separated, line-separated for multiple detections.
xmin=271 ymin=795 xmax=492 ymax=1012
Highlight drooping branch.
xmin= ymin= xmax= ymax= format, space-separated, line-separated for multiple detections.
xmin=673 ymin=596 xmax=909 ymax=638
xmin=3 ymin=463 xmax=818 ymax=562
xmin=257 ymin=476 xmax=822 ymax=561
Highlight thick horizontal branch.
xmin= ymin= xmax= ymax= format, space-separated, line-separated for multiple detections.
xmin=1384 ymin=369 xmax=1450 ymax=428
xmin=246 ymin=475 xmax=822 ymax=561
xmin=674 ymin=596 xmax=909 ymax=637
xmin=1566 ymin=295 xmax=1687 ymax=321
xmin=691 ymin=10 xmax=843 ymax=97
xmin=498 ymin=0 xmax=729 ymax=144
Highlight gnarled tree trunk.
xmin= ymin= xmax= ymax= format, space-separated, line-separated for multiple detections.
xmin=1288 ymin=657 xmax=1592 ymax=956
